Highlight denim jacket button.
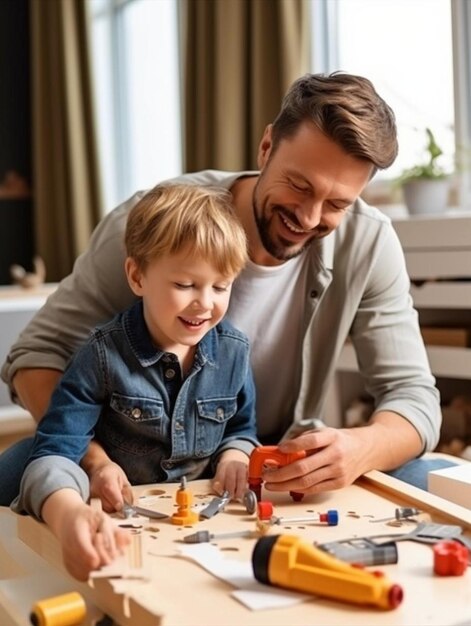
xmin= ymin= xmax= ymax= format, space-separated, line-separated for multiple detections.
xmin=175 ymin=422 xmax=183 ymax=431
xmin=165 ymin=368 xmax=176 ymax=380
xmin=131 ymin=407 xmax=142 ymax=419
xmin=216 ymin=407 xmax=224 ymax=418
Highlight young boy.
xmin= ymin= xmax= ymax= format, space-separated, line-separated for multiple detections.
xmin=11 ymin=183 xmax=258 ymax=581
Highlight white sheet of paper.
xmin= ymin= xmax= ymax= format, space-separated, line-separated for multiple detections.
xmin=176 ymin=543 xmax=310 ymax=611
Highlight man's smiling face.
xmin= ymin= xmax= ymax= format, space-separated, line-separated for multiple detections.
xmin=252 ymin=122 xmax=374 ymax=263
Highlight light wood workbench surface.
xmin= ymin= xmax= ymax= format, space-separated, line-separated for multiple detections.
xmin=1 ymin=471 xmax=471 ymax=626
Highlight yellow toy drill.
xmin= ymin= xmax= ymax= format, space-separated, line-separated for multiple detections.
xmin=252 ymin=534 xmax=403 ymax=610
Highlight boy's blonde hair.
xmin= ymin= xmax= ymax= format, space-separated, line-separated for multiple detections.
xmin=125 ymin=183 xmax=248 ymax=276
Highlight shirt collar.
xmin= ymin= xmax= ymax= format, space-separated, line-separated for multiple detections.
xmin=122 ymin=300 xmax=218 ymax=368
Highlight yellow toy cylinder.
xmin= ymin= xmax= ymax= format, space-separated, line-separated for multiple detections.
xmin=30 ymin=592 xmax=86 ymax=626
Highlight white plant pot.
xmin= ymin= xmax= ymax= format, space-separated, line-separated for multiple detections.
xmin=402 ymin=178 xmax=449 ymax=215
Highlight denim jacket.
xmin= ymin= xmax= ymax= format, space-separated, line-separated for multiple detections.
xmin=20 ymin=301 xmax=258 ymax=512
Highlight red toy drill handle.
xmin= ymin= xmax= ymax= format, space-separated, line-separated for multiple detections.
xmin=248 ymin=446 xmax=307 ymax=501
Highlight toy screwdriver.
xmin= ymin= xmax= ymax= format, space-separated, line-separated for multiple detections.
xmin=252 ymin=534 xmax=403 ymax=610
xmin=183 ymin=529 xmax=260 ymax=543
xmin=184 ymin=519 xmax=271 ymax=543
xmin=122 ymin=501 xmax=168 ymax=519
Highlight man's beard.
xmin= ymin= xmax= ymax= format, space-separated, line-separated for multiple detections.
xmin=252 ymin=195 xmax=323 ymax=262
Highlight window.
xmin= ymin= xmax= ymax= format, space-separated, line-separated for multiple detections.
xmin=88 ymin=0 xmax=182 ymax=212
xmin=310 ymin=0 xmax=471 ymax=208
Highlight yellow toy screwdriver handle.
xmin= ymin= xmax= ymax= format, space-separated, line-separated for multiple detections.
xmin=252 ymin=534 xmax=403 ymax=610
xmin=30 ymin=592 xmax=86 ymax=626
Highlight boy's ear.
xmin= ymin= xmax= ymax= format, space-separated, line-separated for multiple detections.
xmin=125 ymin=257 xmax=144 ymax=296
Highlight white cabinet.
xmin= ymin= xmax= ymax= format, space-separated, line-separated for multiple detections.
xmin=0 ymin=285 xmax=56 ymax=436
xmin=328 ymin=210 xmax=471 ymax=427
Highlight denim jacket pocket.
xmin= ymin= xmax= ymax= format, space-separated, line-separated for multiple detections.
xmin=194 ymin=397 xmax=237 ymax=456
xmin=99 ymin=393 xmax=168 ymax=455
xmin=110 ymin=393 xmax=165 ymax=422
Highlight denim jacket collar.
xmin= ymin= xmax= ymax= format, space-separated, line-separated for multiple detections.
xmin=122 ymin=300 xmax=218 ymax=369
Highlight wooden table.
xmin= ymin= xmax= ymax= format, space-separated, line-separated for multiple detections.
xmin=2 ymin=471 xmax=471 ymax=626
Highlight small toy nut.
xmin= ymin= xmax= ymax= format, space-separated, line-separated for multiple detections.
xmin=257 ymin=501 xmax=273 ymax=521
xmin=433 ymin=540 xmax=468 ymax=576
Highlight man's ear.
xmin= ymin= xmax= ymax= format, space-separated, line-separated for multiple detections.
xmin=257 ymin=124 xmax=273 ymax=169
xmin=125 ymin=257 xmax=144 ymax=296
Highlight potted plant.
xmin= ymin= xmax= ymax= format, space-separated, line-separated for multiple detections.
xmin=399 ymin=128 xmax=450 ymax=215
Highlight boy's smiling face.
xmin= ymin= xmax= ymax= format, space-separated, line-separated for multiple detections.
xmin=126 ymin=247 xmax=234 ymax=361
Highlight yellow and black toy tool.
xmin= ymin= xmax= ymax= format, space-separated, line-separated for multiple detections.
xmin=252 ymin=534 xmax=403 ymax=610
xmin=30 ymin=592 xmax=86 ymax=626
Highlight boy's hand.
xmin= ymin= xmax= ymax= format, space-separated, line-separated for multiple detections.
xmin=212 ymin=449 xmax=249 ymax=501
xmin=59 ymin=503 xmax=130 ymax=581
xmin=89 ymin=461 xmax=134 ymax=513
xmin=42 ymin=489 xmax=131 ymax=582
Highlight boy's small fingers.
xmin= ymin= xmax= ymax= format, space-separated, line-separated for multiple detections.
xmin=94 ymin=527 xmax=117 ymax=563
xmin=211 ymin=478 xmax=224 ymax=496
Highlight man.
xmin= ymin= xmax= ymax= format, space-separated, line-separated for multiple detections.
xmin=0 ymin=72 xmax=448 ymax=508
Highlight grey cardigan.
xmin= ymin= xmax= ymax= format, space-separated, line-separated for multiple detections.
xmin=1 ymin=169 xmax=440 ymax=451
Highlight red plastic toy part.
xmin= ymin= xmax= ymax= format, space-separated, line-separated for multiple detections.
xmin=248 ymin=445 xmax=307 ymax=502
xmin=433 ymin=540 xmax=468 ymax=576
xmin=257 ymin=501 xmax=274 ymax=521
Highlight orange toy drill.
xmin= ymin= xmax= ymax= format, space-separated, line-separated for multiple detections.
xmin=248 ymin=445 xmax=307 ymax=502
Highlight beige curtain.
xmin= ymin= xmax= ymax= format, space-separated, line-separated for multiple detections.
xmin=30 ymin=0 xmax=102 ymax=281
xmin=182 ymin=0 xmax=309 ymax=173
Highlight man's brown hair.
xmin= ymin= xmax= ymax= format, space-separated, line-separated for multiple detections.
xmin=271 ymin=72 xmax=398 ymax=173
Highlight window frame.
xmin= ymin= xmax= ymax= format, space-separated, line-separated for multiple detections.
xmin=309 ymin=0 xmax=471 ymax=210
xmin=87 ymin=0 xmax=182 ymax=212
xmin=451 ymin=0 xmax=471 ymax=208
xmin=88 ymin=0 xmax=131 ymax=206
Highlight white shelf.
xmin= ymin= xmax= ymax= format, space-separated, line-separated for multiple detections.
xmin=330 ymin=212 xmax=471 ymax=427
xmin=0 ymin=283 xmax=57 ymax=312
xmin=426 ymin=346 xmax=471 ymax=379
xmin=0 ymin=284 xmax=57 ymax=408
xmin=404 ymin=250 xmax=471 ymax=280
xmin=337 ymin=343 xmax=471 ymax=380
xmin=392 ymin=211 xmax=471 ymax=248
xmin=410 ymin=282 xmax=471 ymax=309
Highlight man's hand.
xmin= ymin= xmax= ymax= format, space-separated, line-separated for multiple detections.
xmin=89 ymin=461 xmax=134 ymax=513
xmin=262 ymin=427 xmax=367 ymax=495
xmin=263 ymin=413 xmax=423 ymax=495
xmin=212 ymin=449 xmax=249 ymax=501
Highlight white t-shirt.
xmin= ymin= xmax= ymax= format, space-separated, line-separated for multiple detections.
xmin=227 ymin=254 xmax=309 ymax=440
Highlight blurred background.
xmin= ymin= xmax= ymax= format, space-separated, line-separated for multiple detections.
xmin=1 ymin=0 xmax=470 ymax=283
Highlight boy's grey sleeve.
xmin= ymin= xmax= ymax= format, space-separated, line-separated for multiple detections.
xmin=10 ymin=456 xmax=90 ymax=520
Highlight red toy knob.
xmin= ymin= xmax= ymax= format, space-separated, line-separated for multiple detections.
xmin=257 ymin=501 xmax=273 ymax=520
xmin=433 ymin=540 xmax=468 ymax=576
